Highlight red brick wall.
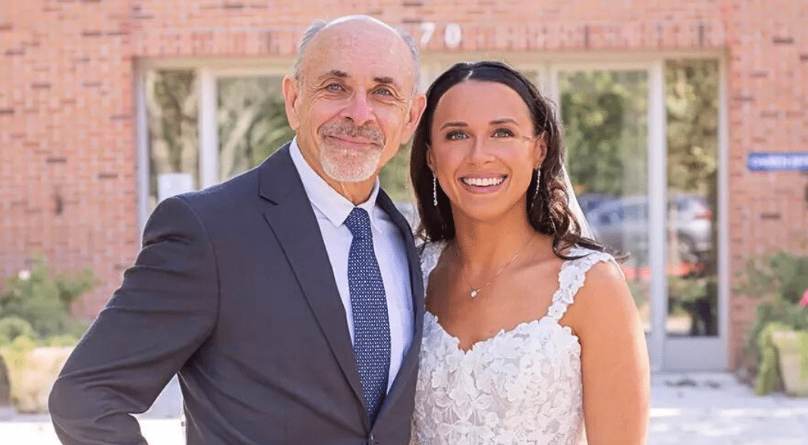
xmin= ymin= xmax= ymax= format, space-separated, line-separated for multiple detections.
xmin=2 ymin=0 xmax=807 ymax=369
xmin=0 ymin=0 xmax=137 ymax=317
xmin=724 ymin=0 xmax=808 ymax=369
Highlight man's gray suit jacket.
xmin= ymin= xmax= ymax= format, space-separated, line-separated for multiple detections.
xmin=49 ymin=143 xmax=426 ymax=445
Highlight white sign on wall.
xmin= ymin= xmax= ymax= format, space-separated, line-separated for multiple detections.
xmin=747 ymin=152 xmax=808 ymax=172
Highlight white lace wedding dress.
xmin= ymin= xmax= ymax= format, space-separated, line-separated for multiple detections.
xmin=411 ymin=243 xmax=619 ymax=445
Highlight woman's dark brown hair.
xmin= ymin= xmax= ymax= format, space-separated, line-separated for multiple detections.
xmin=410 ymin=61 xmax=606 ymax=259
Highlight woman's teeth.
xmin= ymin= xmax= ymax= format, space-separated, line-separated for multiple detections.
xmin=462 ymin=177 xmax=505 ymax=187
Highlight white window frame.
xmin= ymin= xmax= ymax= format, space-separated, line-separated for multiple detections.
xmin=134 ymin=58 xmax=293 ymax=235
xmin=135 ymin=52 xmax=729 ymax=370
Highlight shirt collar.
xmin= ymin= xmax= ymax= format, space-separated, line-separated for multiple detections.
xmin=289 ymin=137 xmax=382 ymax=229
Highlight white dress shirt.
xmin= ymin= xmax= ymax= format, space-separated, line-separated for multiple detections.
xmin=289 ymin=138 xmax=414 ymax=392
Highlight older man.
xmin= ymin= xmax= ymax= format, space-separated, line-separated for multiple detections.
xmin=49 ymin=15 xmax=426 ymax=444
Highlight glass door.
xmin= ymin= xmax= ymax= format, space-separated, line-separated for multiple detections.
xmin=552 ymin=67 xmax=660 ymax=368
xmin=662 ymin=59 xmax=725 ymax=370
xmin=552 ymin=61 xmax=725 ymax=371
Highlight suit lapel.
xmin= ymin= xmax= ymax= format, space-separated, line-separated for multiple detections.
xmin=374 ymin=190 xmax=425 ymax=418
xmin=258 ymin=145 xmax=366 ymax=409
xmin=259 ymin=145 xmax=427 ymax=425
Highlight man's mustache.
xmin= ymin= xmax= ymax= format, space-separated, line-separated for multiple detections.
xmin=321 ymin=124 xmax=384 ymax=146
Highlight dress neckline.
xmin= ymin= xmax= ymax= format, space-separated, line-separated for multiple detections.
xmin=425 ymin=311 xmax=579 ymax=355
xmin=425 ymin=247 xmax=588 ymax=354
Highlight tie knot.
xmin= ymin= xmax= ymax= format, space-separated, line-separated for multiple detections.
xmin=345 ymin=207 xmax=372 ymax=239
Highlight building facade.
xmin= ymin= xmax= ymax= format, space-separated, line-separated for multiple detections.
xmin=2 ymin=0 xmax=807 ymax=371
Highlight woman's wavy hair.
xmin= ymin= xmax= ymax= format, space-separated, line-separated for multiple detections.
xmin=410 ymin=61 xmax=606 ymax=259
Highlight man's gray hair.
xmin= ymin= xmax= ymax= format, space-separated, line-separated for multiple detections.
xmin=293 ymin=17 xmax=421 ymax=94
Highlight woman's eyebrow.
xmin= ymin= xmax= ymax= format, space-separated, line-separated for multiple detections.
xmin=439 ymin=122 xmax=468 ymax=130
xmin=489 ymin=118 xmax=519 ymax=126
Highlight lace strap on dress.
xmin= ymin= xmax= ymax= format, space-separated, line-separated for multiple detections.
xmin=547 ymin=247 xmax=622 ymax=321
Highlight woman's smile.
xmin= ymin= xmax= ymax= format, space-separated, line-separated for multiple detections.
xmin=459 ymin=174 xmax=508 ymax=193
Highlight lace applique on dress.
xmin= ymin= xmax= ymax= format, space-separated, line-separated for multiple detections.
xmin=418 ymin=241 xmax=445 ymax=289
xmin=411 ymin=245 xmax=620 ymax=445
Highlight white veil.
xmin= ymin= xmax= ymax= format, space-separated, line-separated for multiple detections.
xmin=560 ymin=164 xmax=595 ymax=239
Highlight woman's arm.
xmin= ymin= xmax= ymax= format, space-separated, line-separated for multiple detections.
xmin=568 ymin=261 xmax=651 ymax=445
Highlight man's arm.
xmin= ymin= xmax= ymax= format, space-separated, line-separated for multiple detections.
xmin=49 ymin=195 xmax=219 ymax=444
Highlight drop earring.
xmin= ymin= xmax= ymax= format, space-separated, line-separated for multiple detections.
xmin=534 ymin=169 xmax=541 ymax=199
xmin=530 ymin=169 xmax=541 ymax=211
xmin=432 ymin=174 xmax=438 ymax=207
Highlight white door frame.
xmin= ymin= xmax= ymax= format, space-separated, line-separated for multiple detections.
xmin=546 ymin=58 xmax=728 ymax=371
xmin=548 ymin=61 xmax=667 ymax=371
xmin=662 ymin=55 xmax=730 ymax=371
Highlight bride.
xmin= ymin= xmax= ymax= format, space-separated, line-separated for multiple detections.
xmin=408 ymin=61 xmax=650 ymax=444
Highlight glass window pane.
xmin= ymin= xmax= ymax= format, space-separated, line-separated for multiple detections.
xmin=146 ymin=70 xmax=200 ymax=211
xmin=665 ymin=59 xmax=720 ymax=337
xmin=559 ymin=70 xmax=651 ymax=333
xmin=217 ymin=76 xmax=294 ymax=181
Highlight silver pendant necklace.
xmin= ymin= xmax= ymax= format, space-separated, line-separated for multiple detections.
xmin=458 ymin=234 xmax=535 ymax=299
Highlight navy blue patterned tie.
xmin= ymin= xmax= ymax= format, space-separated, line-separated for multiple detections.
xmin=345 ymin=207 xmax=391 ymax=423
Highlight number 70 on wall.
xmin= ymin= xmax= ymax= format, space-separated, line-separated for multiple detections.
xmin=420 ymin=22 xmax=462 ymax=48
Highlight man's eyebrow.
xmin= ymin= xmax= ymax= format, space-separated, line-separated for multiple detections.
xmin=314 ymin=72 xmax=404 ymax=91
xmin=315 ymin=70 xmax=349 ymax=82
xmin=374 ymin=76 xmax=398 ymax=86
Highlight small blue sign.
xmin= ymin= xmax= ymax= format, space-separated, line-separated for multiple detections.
xmin=747 ymin=152 xmax=808 ymax=172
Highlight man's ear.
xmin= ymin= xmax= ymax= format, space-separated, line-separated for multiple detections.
xmin=282 ymin=75 xmax=301 ymax=130
xmin=402 ymin=93 xmax=427 ymax=142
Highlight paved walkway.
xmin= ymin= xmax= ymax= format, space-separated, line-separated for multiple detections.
xmin=1 ymin=373 xmax=806 ymax=444
xmin=649 ymin=373 xmax=808 ymax=445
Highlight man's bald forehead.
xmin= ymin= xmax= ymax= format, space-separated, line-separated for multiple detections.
xmin=293 ymin=15 xmax=420 ymax=89
xmin=312 ymin=17 xmax=405 ymax=51
xmin=322 ymin=15 xmax=398 ymax=35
